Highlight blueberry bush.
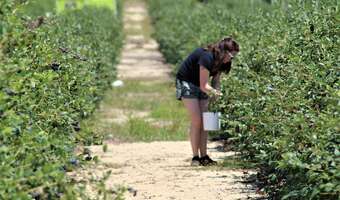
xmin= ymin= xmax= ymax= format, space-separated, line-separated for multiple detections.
xmin=0 ymin=0 xmax=123 ymax=198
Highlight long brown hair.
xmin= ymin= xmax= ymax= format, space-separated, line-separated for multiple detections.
xmin=204 ymin=37 xmax=240 ymax=74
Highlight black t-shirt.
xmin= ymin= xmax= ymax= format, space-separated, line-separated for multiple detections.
xmin=176 ymin=48 xmax=214 ymax=86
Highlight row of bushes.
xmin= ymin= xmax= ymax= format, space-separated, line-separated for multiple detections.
xmin=0 ymin=0 xmax=123 ymax=198
xmin=148 ymin=0 xmax=339 ymax=199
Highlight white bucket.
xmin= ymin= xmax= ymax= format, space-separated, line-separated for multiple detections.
xmin=202 ymin=112 xmax=221 ymax=131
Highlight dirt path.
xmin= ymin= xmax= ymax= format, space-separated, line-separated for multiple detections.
xmin=73 ymin=1 xmax=259 ymax=199
xmin=79 ymin=141 xmax=258 ymax=200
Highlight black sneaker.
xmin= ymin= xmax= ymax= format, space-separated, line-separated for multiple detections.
xmin=190 ymin=156 xmax=201 ymax=166
xmin=200 ymin=155 xmax=217 ymax=166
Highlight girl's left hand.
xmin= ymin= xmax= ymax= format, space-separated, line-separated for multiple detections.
xmin=212 ymin=89 xmax=222 ymax=96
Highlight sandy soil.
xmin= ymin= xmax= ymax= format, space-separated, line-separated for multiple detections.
xmin=73 ymin=141 xmax=258 ymax=200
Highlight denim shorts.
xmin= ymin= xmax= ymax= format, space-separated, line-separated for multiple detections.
xmin=176 ymin=79 xmax=209 ymax=101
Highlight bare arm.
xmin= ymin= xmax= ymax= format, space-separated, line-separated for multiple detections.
xmin=199 ymin=66 xmax=222 ymax=96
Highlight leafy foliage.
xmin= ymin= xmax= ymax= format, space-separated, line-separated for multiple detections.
xmin=0 ymin=0 xmax=123 ymax=198
xmin=148 ymin=0 xmax=339 ymax=199
xmin=56 ymin=0 xmax=118 ymax=13
xmin=20 ymin=0 xmax=56 ymax=17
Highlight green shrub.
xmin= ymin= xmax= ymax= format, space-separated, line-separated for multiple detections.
xmin=148 ymin=0 xmax=339 ymax=199
xmin=21 ymin=0 xmax=56 ymax=17
xmin=0 ymin=0 xmax=123 ymax=198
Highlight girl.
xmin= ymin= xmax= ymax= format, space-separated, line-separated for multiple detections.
xmin=176 ymin=37 xmax=239 ymax=166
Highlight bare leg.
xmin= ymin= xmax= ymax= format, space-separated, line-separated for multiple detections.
xmin=182 ymin=98 xmax=202 ymax=157
xmin=199 ymin=99 xmax=209 ymax=157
